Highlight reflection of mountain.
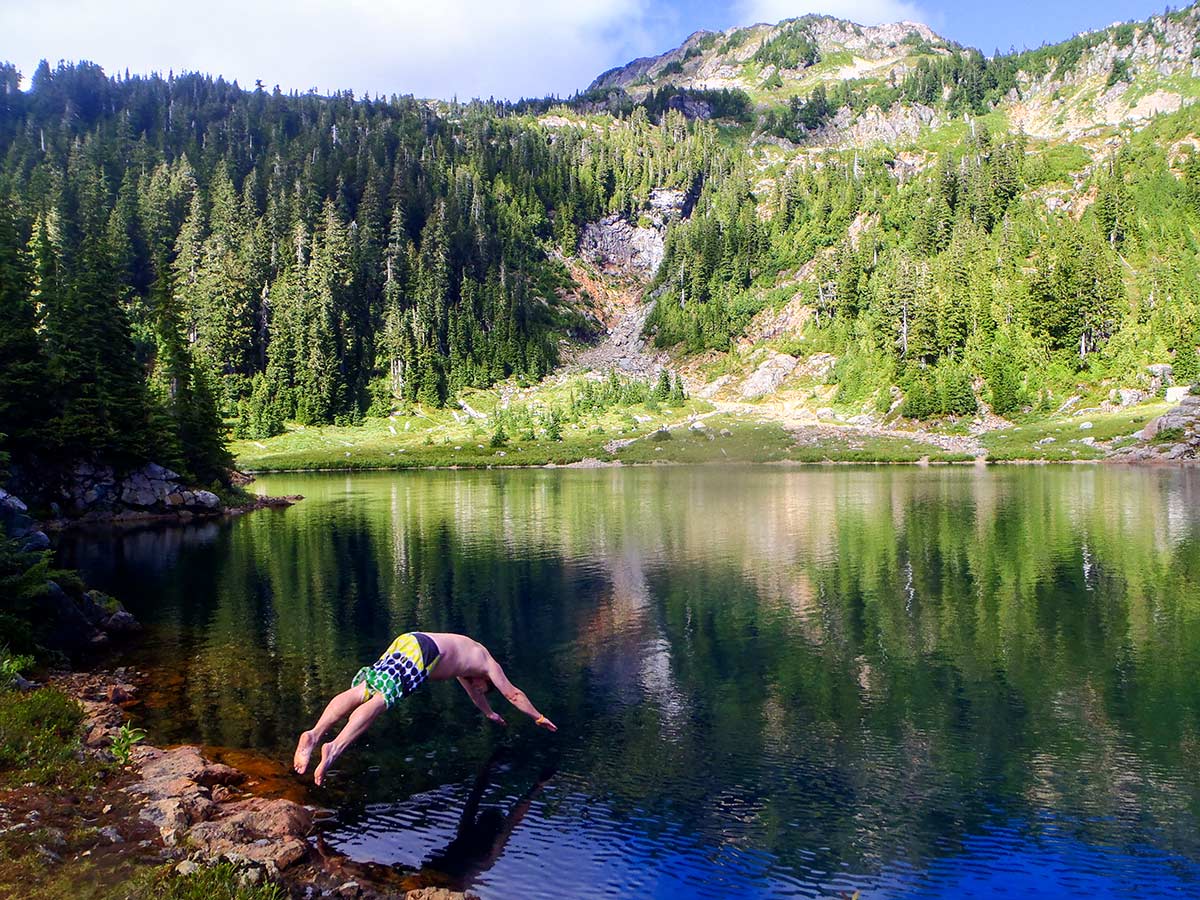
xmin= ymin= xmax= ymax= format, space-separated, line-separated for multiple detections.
xmin=66 ymin=466 xmax=1200 ymax=896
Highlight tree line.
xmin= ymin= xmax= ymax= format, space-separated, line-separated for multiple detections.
xmin=0 ymin=61 xmax=726 ymax=474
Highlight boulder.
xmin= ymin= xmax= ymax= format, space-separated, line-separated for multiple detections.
xmin=1148 ymin=363 xmax=1174 ymax=384
xmin=193 ymin=490 xmax=221 ymax=510
xmin=38 ymin=581 xmax=97 ymax=652
xmin=741 ymin=353 xmax=799 ymax=398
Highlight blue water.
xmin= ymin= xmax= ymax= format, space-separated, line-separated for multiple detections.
xmin=61 ymin=466 xmax=1200 ymax=897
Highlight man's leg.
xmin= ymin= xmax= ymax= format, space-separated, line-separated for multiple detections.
xmin=294 ymin=687 xmax=366 ymax=774
xmin=314 ymin=692 xmax=388 ymax=785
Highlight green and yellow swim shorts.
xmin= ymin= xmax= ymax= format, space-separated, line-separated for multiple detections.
xmin=351 ymin=632 xmax=441 ymax=709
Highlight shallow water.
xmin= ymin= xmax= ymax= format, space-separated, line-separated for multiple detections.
xmin=60 ymin=466 xmax=1200 ymax=898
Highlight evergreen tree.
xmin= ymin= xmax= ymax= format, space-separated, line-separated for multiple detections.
xmin=0 ymin=201 xmax=46 ymax=453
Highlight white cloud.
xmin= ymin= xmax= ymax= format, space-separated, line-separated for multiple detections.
xmin=0 ymin=0 xmax=663 ymax=100
xmin=737 ymin=0 xmax=930 ymax=28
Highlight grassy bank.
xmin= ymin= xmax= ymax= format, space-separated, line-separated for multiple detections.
xmin=232 ymin=390 xmax=1177 ymax=472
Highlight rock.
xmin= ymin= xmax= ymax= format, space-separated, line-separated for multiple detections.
xmin=741 ymin=353 xmax=798 ymax=398
xmin=175 ymin=860 xmax=201 ymax=877
xmin=1166 ymin=386 xmax=1190 ymax=404
xmin=336 ymin=883 xmax=360 ymax=898
xmin=1110 ymin=388 xmax=1144 ymax=407
xmin=816 ymin=408 xmax=835 ymax=420
xmin=186 ymin=796 xmax=313 ymax=870
xmin=1079 ymin=422 xmax=1094 ymax=430
xmin=578 ymin=214 xmax=664 ymax=275
xmin=1148 ymin=363 xmax=1174 ymax=384
xmin=140 ymin=798 xmax=189 ymax=836
xmin=695 ymin=375 xmax=734 ymax=399
xmin=103 ymin=610 xmax=141 ymax=634
xmin=106 ymin=683 xmax=135 ymax=703
xmin=193 ymin=490 xmax=221 ymax=510
xmin=404 ymin=889 xmax=482 ymax=900
xmin=38 ymin=581 xmax=98 ymax=652
xmin=688 ymin=420 xmax=708 ymax=432
xmin=719 ymin=428 xmax=732 ymax=437
xmin=1036 ymin=437 xmax=1057 ymax=445
xmin=21 ymin=531 xmax=50 ymax=551
xmin=99 ymin=826 xmax=123 ymax=844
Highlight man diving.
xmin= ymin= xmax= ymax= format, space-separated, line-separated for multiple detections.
xmin=293 ymin=632 xmax=558 ymax=785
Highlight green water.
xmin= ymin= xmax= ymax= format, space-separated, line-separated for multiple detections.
xmin=62 ymin=466 xmax=1200 ymax=897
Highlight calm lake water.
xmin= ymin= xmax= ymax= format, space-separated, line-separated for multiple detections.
xmin=60 ymin=466 xmax=1200 ymax=898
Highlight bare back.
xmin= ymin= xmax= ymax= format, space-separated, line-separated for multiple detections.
xmin=423 ymin=632 xmax=495 ymax=680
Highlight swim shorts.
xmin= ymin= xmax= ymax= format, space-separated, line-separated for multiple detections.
xmin=351 ymin=632 xmax=441 ymax=709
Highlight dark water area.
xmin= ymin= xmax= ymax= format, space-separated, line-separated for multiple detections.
xmin=58 ymin=466 xmax=1200 ymax=898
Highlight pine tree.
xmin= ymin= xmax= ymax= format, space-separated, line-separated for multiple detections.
xmin=0 ymin=201 xmax=46 ymax=454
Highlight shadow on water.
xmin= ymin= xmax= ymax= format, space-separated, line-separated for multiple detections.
xmin=58 ymin=466 xmax=1200 ymax=898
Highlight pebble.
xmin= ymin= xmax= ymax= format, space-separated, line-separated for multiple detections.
xmin=99 ymin=826 xmax=123 ymax=844
xmin=175 ymin=860 xmax=200 ymax=877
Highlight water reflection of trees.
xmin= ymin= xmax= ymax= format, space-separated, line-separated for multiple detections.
xmin=81 ymin=466 xmax=1200 ymax=883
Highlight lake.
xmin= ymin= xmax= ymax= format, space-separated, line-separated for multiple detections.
xmin=60 ymin=465 xmax=1200 ymax=898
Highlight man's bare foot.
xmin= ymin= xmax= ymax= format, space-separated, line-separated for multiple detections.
xmin=293 ymin=730 xmax=317 ymax=774
xmin=313 ymin=742 xmax=338 ymax=786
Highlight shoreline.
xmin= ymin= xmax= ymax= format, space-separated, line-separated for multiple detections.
xmin=237 ymin=455 xmax=1199 ymax=475
xmin=36 ymin=492 xmax=304 ymax=533
xmin=1 ymin=667 xmax=476 ymax=900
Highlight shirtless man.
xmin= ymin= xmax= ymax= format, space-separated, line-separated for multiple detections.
xmin=293 ymin=632 xmax=557 ymax=785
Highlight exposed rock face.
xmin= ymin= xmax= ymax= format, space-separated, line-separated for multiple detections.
xmin=810 ymin=103 xmax=939 ymax=148
xmin=742 ymin=352 xmax=799 ymax=398
xmin=579 ymin=214 xmax=664 ymax=275
xmin=55 ymin=461 xmax=221 ymax=518
xmin=578 ymin=186 xmax=690 ymax=278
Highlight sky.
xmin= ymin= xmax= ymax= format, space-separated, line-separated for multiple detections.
xmin=0 ymin=0 xmax=1180 ymax=100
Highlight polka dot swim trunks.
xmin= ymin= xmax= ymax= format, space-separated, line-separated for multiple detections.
xmin=351 ymin=632 xmax=441 ymax=709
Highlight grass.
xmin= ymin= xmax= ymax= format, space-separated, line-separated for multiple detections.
xmin=128 ymin=864 xmax=286 ymax=900
xmin=981 ymin=404 xmax=1167 ymax=461
xmin=233 ymin=379 xmax=708 ymax=472
xmin=0 ymin=685 xmax=91 ymax=788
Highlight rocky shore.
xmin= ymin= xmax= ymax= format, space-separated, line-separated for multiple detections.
xmin=12 ymin=669 xmax=477 ymax=899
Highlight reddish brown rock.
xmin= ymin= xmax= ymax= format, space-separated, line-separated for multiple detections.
xmin=106 ymin=683 xmax=135 ymax=703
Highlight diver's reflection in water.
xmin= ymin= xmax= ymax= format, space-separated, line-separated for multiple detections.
xmin=418 ymin=748 xmax=557 ymax=891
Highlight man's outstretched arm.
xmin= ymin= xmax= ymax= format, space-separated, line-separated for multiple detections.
xmin=458 ymin=676 xmax=507 ymax=725
xmin=485 ymin=660 xmax=557 ymax=732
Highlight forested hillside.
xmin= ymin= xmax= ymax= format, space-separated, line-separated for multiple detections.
xmin=0 ymin=62 xmax=722 ymax=481
xmin=3 ymin=1 xmax=1200 ymax=485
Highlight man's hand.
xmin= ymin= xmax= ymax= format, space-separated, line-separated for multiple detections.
xmin=487 ymin=711 xmax=507 ymax=726
xmin=535 ymin=715 xmax=558 ymax=733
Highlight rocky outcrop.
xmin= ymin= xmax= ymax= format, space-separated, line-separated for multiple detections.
xmin=0 ymin=487 xmax=50 ymax=551
xmin=53 ymin=669 xmax=478 ymax=899
xmin=579 ymin=215 xmax=664 ymax=275
xmin=578 ymin=187 xmax=690 ymax=279
xmin=58 ymin=462 xmax=221 ymax=518
xmin=1110 ymin=393 xmax=1200 ymax=462
xmin=741 ymin=352 xmax=799 ymax=398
